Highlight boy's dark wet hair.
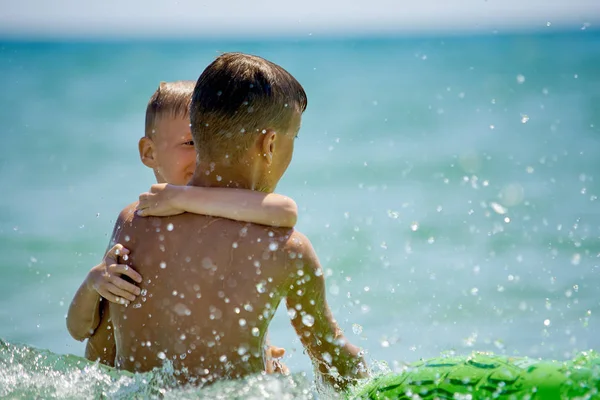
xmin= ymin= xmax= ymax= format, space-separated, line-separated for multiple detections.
xmin=190 ymin=52 xmax=307 ymax=161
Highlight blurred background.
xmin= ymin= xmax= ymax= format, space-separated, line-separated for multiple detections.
xmin=1 ymin=0 xmax=599 ymax=397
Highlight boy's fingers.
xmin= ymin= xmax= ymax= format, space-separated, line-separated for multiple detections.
xmin=110 ymin=263 xmax=143 ymax=283
xmin=107 ymin=244 xmax=129 ymax=258
xmin=270 ymin=347 xmax=285 ymax=358
xmin=150 ymin=183 xmax=166 ymax=193
xmin=98 ymin=289 xmax=130 ymax=305
xmin=105 ymin=283 xmax=136 ymax=302
xmin=138 ymin=193 xmax=150 ymax=204
xmin=109 ymin=274 xmax=142 ymax=296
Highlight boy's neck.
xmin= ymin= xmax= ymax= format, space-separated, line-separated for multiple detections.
xmin=189 ymin=162 xmax=256 ymax=191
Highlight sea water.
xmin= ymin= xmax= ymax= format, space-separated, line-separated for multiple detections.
xmin=0 ymin=30 xmax=599 ymax=398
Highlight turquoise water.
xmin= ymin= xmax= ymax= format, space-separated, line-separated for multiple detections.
xmin=0 ymin=30 xmax=599 ymax=398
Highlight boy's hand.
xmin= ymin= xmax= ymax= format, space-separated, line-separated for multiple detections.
xmin=87 ymin=244 xmax=142 ymax=305
xmin=265 ymin=346 xmax=290 ymax=375
xmin=137 ymin=184 xmax=185 ymax=217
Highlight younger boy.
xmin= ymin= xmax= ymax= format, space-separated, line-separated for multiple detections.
xmin=67 ymin=80 xmax=295 ymax=372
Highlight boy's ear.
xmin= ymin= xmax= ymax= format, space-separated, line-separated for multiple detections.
xmin=139 ymin=137 xmax=158 ymax=168
xmin=260 ymin=130 xmax=276 ymax=166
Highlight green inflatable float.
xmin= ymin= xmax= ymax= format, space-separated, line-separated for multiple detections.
xmin=350 ymin=351 xmax=600 ymax=399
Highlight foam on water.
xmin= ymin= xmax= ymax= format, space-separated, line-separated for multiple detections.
xmin=0 ymin=338 xmax=317 ymax=399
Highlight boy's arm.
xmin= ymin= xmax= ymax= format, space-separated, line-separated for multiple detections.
xmin=66 ymin=213 xmax=142 ymax=341
xmin=137 ymin=184 xmax=298 ymax=228
xmin=85 ymin=301 xmax=116 ymax=366
xmin=284 ymin=232 xmax=368 ymax=391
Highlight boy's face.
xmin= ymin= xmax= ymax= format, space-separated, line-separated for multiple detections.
xmin=139 ymin=115 xmax=196 ymax=186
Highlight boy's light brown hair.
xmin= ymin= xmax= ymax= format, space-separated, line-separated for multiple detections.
xmin=190 ymin=52 xmax=307 ymax=161
xmin=145 ymin=80 xmax=195 ymax=137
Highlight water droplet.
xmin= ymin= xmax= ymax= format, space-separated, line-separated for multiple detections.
xmin=571 ymin=253 xmax=581 ymax=265
xmin=490 ymin=202 xmax=507 ymax=214
xmin=544 ymin=319 xmax=551 ymax=326
xmin=322 ymin=352 xmax=333 ymax=363
xmin=256 ymin=281 xmax=267 ymax=293
xmin=160 ymin=261 xmax=167 ymax=269
xmin=268 ymin=242 xmax=279 ymax=251
xmin=380 ymin=339 xmax=390 ymax=348
xmin=516 ymin=74 xmax=526 ymax=84
xmin=521 ymin=115 xmax=529 ymax=124
xmin=219 ymin=355 xmax=227 ymax=363
xmin=237 ymin=346 xmax=248 ymax=356
xmin=302 ymin=314 xmax=315 ymax=327
xmin=244 ymin=303 xmax=253 ymax=312
xmin=173 ymin=303 xmax=191 ymax=316
xmin=167 ymin=223 xmax=174 ymax=231
xmin=180 ymin=334 xmax=186 ymax=340
xmin=239 ymin=318 xmax=247 ymax=327
xmin=352 ymin=324 xmax=363 ymax=335
xmin=157 ymin=352 xmax=166 ymax=360
xmin=202 ymin=257 xmax=217 ymax=271
xmin=287 ymin=309 xmax=297 ymax=319
xmin=410 ymin=222 xmax=419 ymax=231
xmin=387 ymin=210 xmax=399 ymax=219
xmin=232 ymin=242 xmax=238 ymax=249
xmin=252 ymin=327 xmax=260 ymax=337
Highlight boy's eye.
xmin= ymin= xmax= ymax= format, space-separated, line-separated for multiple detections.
xmin=183 ymin=140 xmax=194 ymax=146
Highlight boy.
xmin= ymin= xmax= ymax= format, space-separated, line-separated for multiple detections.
xmin=89 ymin=52 xmax=367 ymax=390
xmin=67 ymin=80 xmax=295 ymax=372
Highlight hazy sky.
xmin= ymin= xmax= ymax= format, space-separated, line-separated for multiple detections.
xmin=1 ymin=0 xmax=599 ymax=38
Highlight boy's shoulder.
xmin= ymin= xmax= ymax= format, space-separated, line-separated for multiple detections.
xmin=112 ymin=202 xmax=139 ymax=230
xmin=279 ymin=229 xmax=318 ymax=265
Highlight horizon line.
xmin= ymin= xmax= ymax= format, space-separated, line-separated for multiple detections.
xmin=0 ymin=22 xmax=597 ymax=42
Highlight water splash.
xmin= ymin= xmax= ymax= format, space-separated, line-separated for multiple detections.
xmin=0 ymin=338 xmax=317 ymax=399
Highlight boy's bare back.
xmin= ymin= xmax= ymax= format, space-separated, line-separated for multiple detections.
xmin=110 ymin=204 xmax=299 ymax=383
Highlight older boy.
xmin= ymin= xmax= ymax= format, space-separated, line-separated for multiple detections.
xmin=89 ymin=53 xmax=367 ymax=390
xmin=67 ymin=80 xmax=295 ymax=372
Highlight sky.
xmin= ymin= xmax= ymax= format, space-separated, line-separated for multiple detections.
xmin=1 ymin=0 xmax=599 ymax=38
